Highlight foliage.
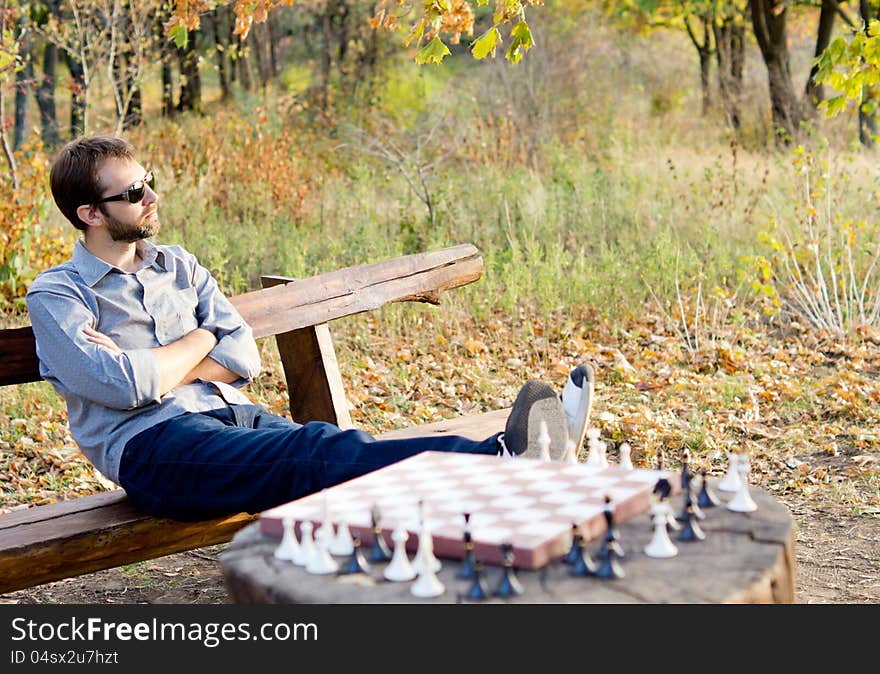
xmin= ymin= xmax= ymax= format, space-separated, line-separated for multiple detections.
xmin=814 ymin=14 xmax=880 ymax=118
xmin=167 ymin=0 xmax=543 ymax=64
xmin=749 ymin=145 xmax=880 ymax=336
xmin=0 ymin=142 xmax=71 ymax=309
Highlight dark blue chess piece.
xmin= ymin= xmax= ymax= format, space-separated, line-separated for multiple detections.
xmin=456 ymin=513 xmax=476 ymax=580
xmin=563 ymin=524 xmax=583 ymax=565
xmin=368 ymin=506 xmax=392 ymax=563
xmin=493 ymin=543 xmax=524 ymax=598
xmin=465 ymin=561 xmax=490 ymax=601
xmin=677 ymin=502 xmax=706 ymax=542
xmin=338 ymin=537 xmax=371 ymax=575
xmin=697 ymin=467 xmax=721 ymax=508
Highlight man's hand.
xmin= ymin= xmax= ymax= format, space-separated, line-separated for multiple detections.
xmin=83 ymin=326 xmax=123 ymax=355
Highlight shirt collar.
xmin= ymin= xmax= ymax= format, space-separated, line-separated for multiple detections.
xmin=72 ymin=239 xmax=167 ymax=287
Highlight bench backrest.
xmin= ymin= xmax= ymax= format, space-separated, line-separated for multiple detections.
xmin=0 ymin=244 xmax=483 ymax=424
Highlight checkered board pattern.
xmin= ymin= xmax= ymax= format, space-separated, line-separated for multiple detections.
xmin=260 ymin=451 xmax=677 ymax=570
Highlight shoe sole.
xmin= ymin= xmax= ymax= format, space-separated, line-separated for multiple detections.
xmin=566 ymin=364 xmax=595 ymax=454
xmin=505 ymin=381 xmax=569 ymax=459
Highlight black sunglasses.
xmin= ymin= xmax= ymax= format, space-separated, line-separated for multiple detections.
xmin=94 ymin=171 xmax=155 ymax=204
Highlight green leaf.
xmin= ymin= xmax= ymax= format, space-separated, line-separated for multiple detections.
xmin=0 ymin=50 xmax=13 ymax=71
xmin=506 ymin=21 xmax=534 ymax=63
xmin=472 ymin=27 xmax=502 ymax=60
xmin=170 ymin=25 xmax=188 ymax=50
xmin=415 ymin=36 xmax=451 ymax=65
xmin=822 ymin=95 xmax=848 ymax=118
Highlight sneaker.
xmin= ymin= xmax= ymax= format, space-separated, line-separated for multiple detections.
xmin=497 ymin=380 xmax=569 ymax=458
xmin=561 ymin=364 xmax=596 ymax=453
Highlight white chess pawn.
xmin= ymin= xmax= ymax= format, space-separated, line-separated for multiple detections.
xmin=727 ymin=453 xmax=758 ymax=513
xmin=618 ymin=443 xmax=634 ymax=470
xmin=412 ymin=508 xmax=442 ymax=575
xmin=384 ymin=527 xmax=417 ymax=582
xmin=410 ymin=559 xmax=445 ymax=598
xmin=538 ymin=419 xmax=552 ymax=461
xmin=563 ymin=439 xmax=578 ymax=464
xmin=297 ymin=520 xmax=317 ymax=568
xmin=274 ymin=516 xmax=301 ymax=562
xmin=329 ymin=518 xmax=355 ymax=556
xmin=586 ymin=430 xmax=602 ymax=466
xmin=644 ymin=502 xmax=678 ymax=558
xmin=305 ymin=520 xmax=340 ymax=574
xmin=597 ymin=440 xmax=609 ymax=468
xmin=717 ymin=450 xmax=743 ymax=492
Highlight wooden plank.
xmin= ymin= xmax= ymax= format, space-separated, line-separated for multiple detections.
xmin=261 ymin=277 xmax=352 ymax=428
xmin=0 ymin=326 xmax=41 ymax=386
xmin=0 ymin=496 xmax=255 ymax=593
xmin=233 ymin=244 xmax=483 ymax=339
xmin=377 ymin=408 xmax=508 ymax=443
xmin=0 ymin=245 xmax=483 ymax=387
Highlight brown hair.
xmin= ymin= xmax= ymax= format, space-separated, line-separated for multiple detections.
xmin=50 ymin=135 xmax=136 ymax=231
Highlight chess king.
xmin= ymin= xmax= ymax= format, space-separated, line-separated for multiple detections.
xmin=26 ymin=134 xmax=598 ymax=521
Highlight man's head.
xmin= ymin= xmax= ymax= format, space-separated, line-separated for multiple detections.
xmin=50 ymin=135 xmax=160 ymax=242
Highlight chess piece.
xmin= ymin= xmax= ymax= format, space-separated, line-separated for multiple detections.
xmin=274 ymin=516 xmax=301 ymax=562
xmin=597 ymin=440 xmax=609 ymax=468
xmin=677 ymin=501 xmax=706 ymax=542
xmin=493 ymin=543 xmax=524 ymax=598
xmin=727 ymin=453 xmax=758 ymax=513
xmin=305 ymin=521 xmax=339 ymax=574
xmin=676 ymin=478 xmax=705 ymax=522
xmin=618 ymin=442 xmax=634 ymax=470
xmin=562 ymin=439 xmax=578 ymax=464
xmin=717 ymin=450 xmax=743 ymax=492
xmin=680 ymin=448 xmax=692 ymax=491
xmin=314 ymin=489 xmax=334 ymax=545
xmin=456 ymin=513 xmax=476 ymax=580
xmin=568 ymin=536 xmax=599 ymax=577
xmin=338 ymin=537 xmax=371 ymax=575
xmin=563 ymin=523 xmax=583 ymax=565
xmin=600 ymin=494 xmax=622 ymax=555
xmin=411 ymin=557 xmax=446 ymax=598
xmin=368 ymin=506 xmax=392 ymax=563
xmin=412 ymin=520 xmax=442 ymax=574
xmin=696 ymin=467 xmax=721 ymax=508
xmin=586 ymin=429 xmax=603 ymax=467
xmin=538 ymin=420 xmax=552 ymax=462
xmin=644 ymin=499 xmax=678 ymax=558
xmin=329 ymin=517 xmax=355 ymax=556
xmin=297 ymin=520 xmax=317 ymax=568
xmin=465 ymin=561 xmax=490 ymax=601
xmin=652 ymin=478 xmax=680 ymax=531
xmin=383 ymin=527 xmax=417 ymax=582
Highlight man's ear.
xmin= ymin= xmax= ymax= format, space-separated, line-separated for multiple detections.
xmin=75 ymin=203 xmax=103 ymax=228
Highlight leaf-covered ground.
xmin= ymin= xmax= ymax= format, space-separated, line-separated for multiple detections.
xmin=1 ymin=305 xmax=878 ymax=603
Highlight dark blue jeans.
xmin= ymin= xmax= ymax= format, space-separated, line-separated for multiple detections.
xmin=118 ymin=404 xmax=500 ymax=521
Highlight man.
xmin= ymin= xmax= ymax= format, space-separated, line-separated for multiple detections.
xmin=26 ymin=135 xmax=595 ymax=521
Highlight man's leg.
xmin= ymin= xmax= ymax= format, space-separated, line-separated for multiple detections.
xmin=118 ymin=405 xmax=500 ymax=520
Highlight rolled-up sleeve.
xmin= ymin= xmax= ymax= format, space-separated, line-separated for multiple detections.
xmin=186 ymin=253 xmax=262 ymax=385
xmin=26 ymin=287 xmax=163 ymax=409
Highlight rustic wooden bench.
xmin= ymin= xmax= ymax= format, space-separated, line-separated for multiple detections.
xmin=0 ymin=243 xmax=496 ymax=594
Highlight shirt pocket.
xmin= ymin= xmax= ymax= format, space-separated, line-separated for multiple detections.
xmin=153 ymin=286 xmax=199 ymax=343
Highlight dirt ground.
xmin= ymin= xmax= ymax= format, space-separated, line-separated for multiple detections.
xmin=2 ymin=493 xmax=876 ymax=605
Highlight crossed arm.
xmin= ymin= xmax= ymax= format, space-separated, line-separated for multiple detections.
xmin=83 ymin=326 xmax=240 ymax=395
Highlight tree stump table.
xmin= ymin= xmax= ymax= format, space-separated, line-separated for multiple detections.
xmin=219 ymin=479 xmax=796 ymax=604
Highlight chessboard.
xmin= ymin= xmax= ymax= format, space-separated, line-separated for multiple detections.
xmin=260 ymin=451 xmax=678 ymax=570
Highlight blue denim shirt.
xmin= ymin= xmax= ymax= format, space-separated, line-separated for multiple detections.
xmin=25 ymin=239 xmax=262 ymax=484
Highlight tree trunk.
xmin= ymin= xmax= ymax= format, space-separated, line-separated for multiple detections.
xmin=714 ymin=17 xmax=745 ymax=131
xmin=237 ymin=33 xmax=252 ymax=92
xmin=177 ymin=35 xmax=202 ymax=113
xmin=267 ymin=12 xmax=280 ymax=80
xmin=749 ymin=0 xmax=802 ymax=144
xmin=859 ymin=1 xmax=879 ymax=146
xmin=208 ymin=10 xmax=231 ymax=100
xmin=805 ymin=0 xmax=837 ymax=109
xmin=684 ymin=15 xmax=713 ymax=117
xmin=65 ymin=52 xmax=87 ymax=138
xmin=13 ymin=28 xmax=33 ymax=151
xmin=36 ymin=43 xmax=60 ymax=147
xmin=320 ymin=9 xmax=332 ymax=114
xmin=252 ymin=24 xmax=270 ymax=88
